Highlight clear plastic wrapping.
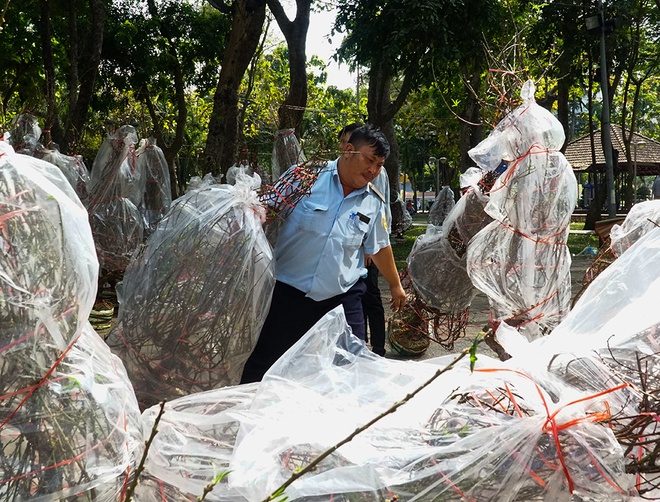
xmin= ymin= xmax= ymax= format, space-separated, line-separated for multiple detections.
xmin=106 ymin=173 xmax=275 ymax=409
xmin=427 ymin=185 xmax=455 ymax=227
xmin=272 ymin=128 xmax=306 ymax=181
xmin=466 ymin=80 xmax=578 ymax=340
xmin=136 ymin=137 xmax=172 ymax=236
xmin=34 ymin=144 xmax=90 ymax=203
xmin=408 ymin=187 xmax=492 ymax=313
xmin=136 ymin=305 xmax=638 ymax=501
xmin=87 ymin=125 xmax=145 ymax=273
xmin=4 ymin=112 xmax=42 ymax=155
xmin=0 ymin=148 xmax=141 ymax=500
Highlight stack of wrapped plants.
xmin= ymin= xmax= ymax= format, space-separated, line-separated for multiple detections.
xmin=4 ymin=112 xmax=42 ymax=155
xmin=136 ymin=137 xmax=172 ymax=237
xmin=86 ymin=125 xmax=145 ymax=277
xmin=0 ymin=144 xmax=142 ymax=500
xmin=105 ymin=173 xmax=275 ymax=409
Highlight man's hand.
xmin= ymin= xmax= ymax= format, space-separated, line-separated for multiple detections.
xmin=389 ymin=283 xmax=406 ymax=313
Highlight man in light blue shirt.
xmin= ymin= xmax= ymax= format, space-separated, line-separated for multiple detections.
xmin=241 ymin=125 xmax=406 ymax=383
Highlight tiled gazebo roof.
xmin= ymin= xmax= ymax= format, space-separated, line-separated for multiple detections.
xmin=564 ymin=125 xmax=660 ymax=176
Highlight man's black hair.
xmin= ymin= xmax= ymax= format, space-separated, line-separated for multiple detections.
xmin=337 ymin=122 xmax=363 ymax=141
xmin=347 ymin=124 xmax=390 ymax=159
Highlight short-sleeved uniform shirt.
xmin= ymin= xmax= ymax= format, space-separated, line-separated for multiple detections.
xmin=275 ymin=159 xmax=390 ymax=301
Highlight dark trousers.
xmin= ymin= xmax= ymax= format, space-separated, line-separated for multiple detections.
xmin=240 ymin=280 xmax=366 ymax=383
xmin=361 ymin=262 xmax=386 ymax=356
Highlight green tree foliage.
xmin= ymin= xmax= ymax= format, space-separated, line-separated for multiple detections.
xmin=100 ymin=0 xmax=229 ymax=194
xmin=239 ymin=43 xmax=359 ymax=171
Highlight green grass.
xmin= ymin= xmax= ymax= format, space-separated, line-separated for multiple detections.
xmin=391 ymin=217 xmax=600 ymax=267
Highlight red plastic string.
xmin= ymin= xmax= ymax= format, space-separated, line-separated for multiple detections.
xmin=476 ymin=367 xmax=628 ymax=494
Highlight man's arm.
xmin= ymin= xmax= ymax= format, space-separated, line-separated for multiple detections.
xmin=369 ymin=246 xmax=406 ymax=312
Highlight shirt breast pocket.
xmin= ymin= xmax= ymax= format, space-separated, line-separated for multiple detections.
xmin=346 ymin=215 xmax=370 ymax=250
xmin=297 ymin=200 xmax=329 ymax=233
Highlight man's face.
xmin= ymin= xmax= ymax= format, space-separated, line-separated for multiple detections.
xmin=340 ymin=142 xmax=385 ymax=190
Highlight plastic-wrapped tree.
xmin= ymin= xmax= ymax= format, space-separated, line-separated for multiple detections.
xmin=466 ymin=80 xmax=578 ymax=341
xmin=4 ymin=112 xmax=42 ymax=155
xmin=136 ymin=137 xmax=172 ymax=236
xmin=427 ymin=185 xmax=455 ymax=227
xmin=0 ymin=142 xmax=141 ymax=500
xmin=87 ymin=125 xmax=145 ymax=277
xmin=105 ymin=173 xmax=275 ymax=409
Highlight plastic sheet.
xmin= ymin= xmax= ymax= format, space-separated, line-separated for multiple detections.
xmin=185 ymin=172 xmax=218 ymax=192
xmin=0 ymin=149 xmax=141 ymax=500
xmin=106 ymin=173 xmax=275 ymax=409
xmin=136 ymin=305 xmax=638 ymax=501
xmin=87 ymin=125 xmax=145 ymax=273
xmin=609 ymin=199 xmax=660 ymax=257
xmin=427 ymin=185 xmax=455 ymax=227
xmin=136 ymin=137 xmax=172 ymax=236
xmin=466 ymin=80 xmax=578 ymax=340
xmin=133 ymin=384 xmax=259 ymax=501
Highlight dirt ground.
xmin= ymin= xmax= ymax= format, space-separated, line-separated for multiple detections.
xmin=379 ymin=254 xmax=596 ymax=361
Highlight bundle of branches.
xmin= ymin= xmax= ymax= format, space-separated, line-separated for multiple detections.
xmin=105 ymin=174 xmax=275 ymax=409
xmin=382 ymin=369 xmax=635 ymax=500
xmin=501 ymin=226 xmax=660 ymax=496
xmin=126 ymin=305 xmax=643 ymax=500
xmin=34 ymin=144 xmax=90 ymax=204
xmin=259 ymin=160 xmax=323 ymax=246
xmin=4 ymin=112 xmax=42 ymax=155
xmin=466 ymin=80 xmax=578 ymax=341
xmin=86 ymin=125 xmax=145 ymax=276
xmin=427 ymin=185 xmax=455 ymax=227
xmin=136 ymin=137 xmax=172 ymax=237
xmin=0 ymin=151 xmax=141 ymax=500
xmin=272 ymin=128 xmax=307 ymax=181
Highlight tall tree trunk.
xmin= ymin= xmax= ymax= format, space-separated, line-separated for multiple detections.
xmin=557 ymin=78 xmax=570 ymax=148
xmin=203 ymin=0 xmax=266 ymax=177
xmin=267 ymin=0 xmax=310 ymax=133
xmin=367 ymin=66 xmax=399 ymax=195
xmin=62 ymin=0 xmax=106 ymax=154
xmin=458 ymin=69 xmax=482 ymax=172
xmin=142 ymin=0 xmax=188 ymax=199
xmin=38 ymin=0 xmax=59 ymax=138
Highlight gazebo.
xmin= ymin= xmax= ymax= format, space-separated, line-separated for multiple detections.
xmin=564 ymin=125 xmax=660 ymax=176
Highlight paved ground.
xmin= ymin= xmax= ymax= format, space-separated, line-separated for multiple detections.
xmin=378 ymin=254 xmax=595 ymax=361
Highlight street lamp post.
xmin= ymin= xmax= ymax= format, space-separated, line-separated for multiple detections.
xmin=429 ymin=156 xmax=438 ymax=197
